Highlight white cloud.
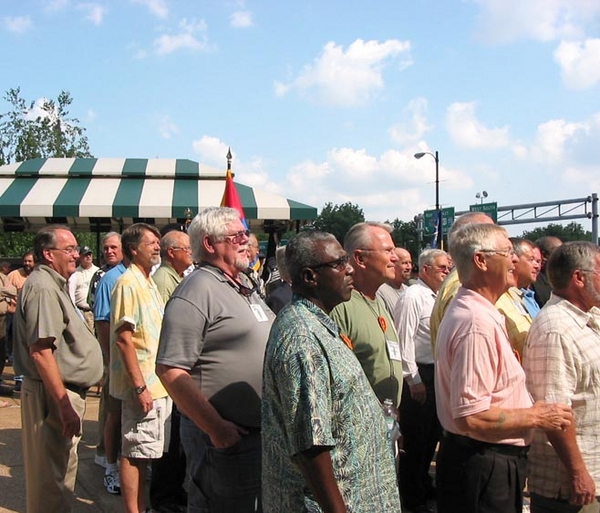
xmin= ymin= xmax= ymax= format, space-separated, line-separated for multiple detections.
xmin=230 ymin=10 xmax=253 ymax=28
xmin=44 ymin=0 xmax=70 ymax=11
xmin=473 ymin=0 xmax=600 ymax=44
xmin=131 ymin=0 xmax=168 ymax=19
xmin=530 ymin=118 xmax=589 ymax=162
xmin=2 ymin=16 xmax=33 ymax=34
xmin=327 ymin=148 xmax=379 ymax=179
xmin=446 ymin=102 xmax=510 ymax=149
xmin=154 ymin=18 xmax=210 ymax=55
xmin=77 ymin=3 xmax=105 ymax=25
xmin=158 ymin=116 xmax=179 ymax=139
xmin=192 ymin=135 xmax=231 ymax=166
xmin=554 ymin=38 xmax=600 ymax=89
xmin=274 ymin=38 xmax=412 ymax=107
xmin=389 ymin=97 xmax=433 ymax=146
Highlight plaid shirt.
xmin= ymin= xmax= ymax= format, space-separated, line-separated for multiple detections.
xmin=523 ymin=294 xmax=600 ymax=499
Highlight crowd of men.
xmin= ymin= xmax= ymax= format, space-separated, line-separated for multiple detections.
xmin=3 ymin=208 xmax=600 ymax=513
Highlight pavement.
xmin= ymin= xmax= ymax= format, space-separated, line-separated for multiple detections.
xmin=0 ymin=365 xmax=123 ymax=513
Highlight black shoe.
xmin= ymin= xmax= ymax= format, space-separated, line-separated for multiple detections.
xmin=0 ymin=384 xmax=14 ymax=396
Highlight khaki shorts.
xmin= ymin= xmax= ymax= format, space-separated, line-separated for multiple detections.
xmin=121 ymin=396 xmax=172 ymax=459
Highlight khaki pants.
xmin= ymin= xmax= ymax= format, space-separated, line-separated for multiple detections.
xmin=21 ymin=377 xmax=86 ymax=513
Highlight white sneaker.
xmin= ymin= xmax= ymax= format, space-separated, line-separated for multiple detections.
xmin=94 ymin=454 xmax=107 ymax=468
xmin=103 ymin=470 xmax=121 ymax=495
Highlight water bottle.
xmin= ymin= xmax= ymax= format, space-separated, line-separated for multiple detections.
xmin=382 ymin=398 xmax=401 ymax=445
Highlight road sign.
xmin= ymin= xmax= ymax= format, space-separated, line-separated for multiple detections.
xmin=469 ymin=202 xmax=498 ymax=223
xmin=423 ymin=207 xmax=455 ymax=236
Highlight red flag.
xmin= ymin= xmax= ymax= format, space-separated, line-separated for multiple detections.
xmin=220 ymin=169 xmax=248 ymax=229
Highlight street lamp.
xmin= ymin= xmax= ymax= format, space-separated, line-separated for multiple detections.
xmin=475 ymin=190 xmax=488 ymax=204
xmin=414 ymin=150 xmax=441 ymax=248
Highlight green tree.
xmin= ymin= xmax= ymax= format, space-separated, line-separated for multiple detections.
xmin=520 ymin=222 xmax=592 ymax=242
xmin=312 ymin=202 xmax=365 ymax=243
xmin=0 ymin=87 xmax=92 ymax=165
xmin=387 ymin=218 xmax=420 ymax=258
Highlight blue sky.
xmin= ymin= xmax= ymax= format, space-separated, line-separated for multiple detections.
xmin=1 ymin=0 xmax=600 ymax=234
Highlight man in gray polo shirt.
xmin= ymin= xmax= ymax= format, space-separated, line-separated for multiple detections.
xmin=157 ymin=207 xmax=274 ymax=513
xmin=14 ymin=225 xmax=103 ymax=513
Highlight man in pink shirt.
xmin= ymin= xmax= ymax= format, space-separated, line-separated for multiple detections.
xmin=435 ymin=223 xmax=573 ymax=513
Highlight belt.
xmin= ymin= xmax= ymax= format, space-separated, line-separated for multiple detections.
xmin=442 ymin=430 xmax=529 ymax=457
xmin=78 ymin=307 xmax=92 ymax=312
xmin=65 ymin=383 xmax=89 ymax=399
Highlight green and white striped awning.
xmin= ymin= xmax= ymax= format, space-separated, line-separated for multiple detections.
xmin=0 ymin=158 xmax=317 ymax=232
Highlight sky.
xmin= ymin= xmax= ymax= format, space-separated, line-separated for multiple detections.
xmin=1 ymin=0 xmax=600 ymax=235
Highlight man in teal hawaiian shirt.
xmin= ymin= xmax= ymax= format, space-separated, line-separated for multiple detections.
xmin=262 ymin=230 xmax=401 ymax=512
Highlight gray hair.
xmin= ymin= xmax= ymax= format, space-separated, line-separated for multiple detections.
xmin=547 ymin=241 xmax=600 ymax=291
xmin=275 ymin=246 xmax=290 ymax=283
xmin=187 ymin=207 xmax=241 ymax=262
xmin=160 ymin=231 xmax=184 ymax=259
xmin=121 ymin=223 xmax=161 ymax=260
xmin=509 ymin=237 xmax=536 ymax=257
xmin=34 ymin=224 xmax=71 ymax=264
xmin=286 ymin=231 xmax=339 ymax=285
xmin=344 ymin=221 xmax=393 ymax=253
xmin=450 ymin=224 xmax=508 ymax=283
xmin=102 ymin=231 xmax=121 ymax=245
xmin=418 ymin=248 xmax=447 ymax=268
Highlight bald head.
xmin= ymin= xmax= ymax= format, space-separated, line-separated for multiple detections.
xmin=448 ymin=212 xmax=494 ymax=249
xmin=389 ymin=247 xmax=413 ymax=288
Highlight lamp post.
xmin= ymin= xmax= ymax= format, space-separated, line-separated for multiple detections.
xmin=476 ymin=190 xmax=488 ymax=204
xmin=414 ymin=150 xmax=441 ymax=248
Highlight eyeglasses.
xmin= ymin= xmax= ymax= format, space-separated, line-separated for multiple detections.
xmin=220 ymin=230 xmax=250 ymax=245
xmin=427 ymin=264 xmax=451 ymax=273
xmin=479 ymin=248 xmax=516 ymax=258
xmin=358 ymin=247 xmax=395 ymax=255
xmin=50 ymin=246 xmax=80 ymax=256
xmin=309 ymin=255 xmax=350 ymax=272
xmin=172 ymin=246 xmax=192 ymax=253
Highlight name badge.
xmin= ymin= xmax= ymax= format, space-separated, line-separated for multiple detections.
xmin=250 ymin=304 xmax=269 ymax=322
xmin=386 ymin=339 xmax=402 ymax=361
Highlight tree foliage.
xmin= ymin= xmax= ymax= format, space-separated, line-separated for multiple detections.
xmin=312 ymin=202 xmax=365 ymax=243
xmin=520 ymin=222 xmax=592 ymax=242
xmin=387 ymin=218 xmax=420 ymax=258
xmin=0 ymin=87 xmax=92 ymax=165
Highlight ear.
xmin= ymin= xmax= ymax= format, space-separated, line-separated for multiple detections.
xmin=473 ymin=252 xmax=487 ymax=271
xmin=202 ymin=235 xmax=216 ymax=255
xmin=351 ymin=249 xmax=367 ymax=270
xmin=572 ymin=269 xmax=587 ymax=290
xmin=301 ymin=267 xmax=318 ymax=286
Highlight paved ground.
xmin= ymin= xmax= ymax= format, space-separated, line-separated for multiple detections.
xmin=0 ymin=367 xmax=122 ymax=513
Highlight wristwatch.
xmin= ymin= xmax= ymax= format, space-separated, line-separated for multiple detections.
xmin=135 ymin=385 xmax=147 ymax=395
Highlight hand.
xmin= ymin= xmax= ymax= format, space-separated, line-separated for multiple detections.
xmin=210 ymin=419 xmax=249 ymax=449
xmin=532 ymin=401 xmax=572 ymax=431
xmin=137 ymin=388 xmax=154 ymax=414
xmin=410 ymin=382 xmax=427 ymax=404
xmin=58 ymin=402 xmax=82 ymax=438
xmin=570 ymin=468 xmax=596 ymax=506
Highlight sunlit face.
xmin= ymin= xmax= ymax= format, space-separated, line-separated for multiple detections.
xmin=247 ymin=234 xmax=260 ymax=262
xmin=167 ymin=231 xmax=193 ymax=275
xmin=103 ymin=235 xmax=123 ymax=267
xmin=480 ymin=233 xmax=518 ymax=293
xmin=44 ymin=229 xmax=79 ymax=280
xmin=393 ymin=248 xmax=413 ymax=286
xmin=131 ymin=229 xmax=161 ymax=272
xmin=514 ymin=243 xmax=542 ymax=288
xmin=422 ymin=255 xmax=451 ymax=292
xmin=357 ymin=227 xmax=398 ymax=284
xmin=211 ymin=220 xmax=250 ymax=276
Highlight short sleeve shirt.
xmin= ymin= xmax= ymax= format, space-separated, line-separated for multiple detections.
xmin=435 ymin=287 xmax=533 ymax=446
xmin=109 ymin=263 xmax=167 ymax=401
xmin=157 ymin=264 xmax=274 ymax=428
xmin=93 ymin=263 xmax=126 ymax=322
xmin=262 ymin=296 xmax=401 ymax=512
xmin=13 ymin=265 xmax=103 ymax=387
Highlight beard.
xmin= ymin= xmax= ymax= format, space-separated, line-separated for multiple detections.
xmin=234 ymin=254 xmax=250 ymax=272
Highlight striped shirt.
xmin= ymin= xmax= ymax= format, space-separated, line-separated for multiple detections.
xmin=523 ymin=294 xmax=600 ymax=499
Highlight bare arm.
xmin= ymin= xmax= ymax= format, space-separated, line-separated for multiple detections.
xmin=455 ymin=401 xmax=572 ymax=443
xmin=156 ymin=364 xmax=248 ymax=448
xmin=546 ymin=424 xmax=596 ymax=505
xmin=293 ymin=447 xmax=348 ymax=513
xmin=114 ymin=324 xmax=153 ymax=413
xmin=30 ymin=338 xmax=81 ymax=438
